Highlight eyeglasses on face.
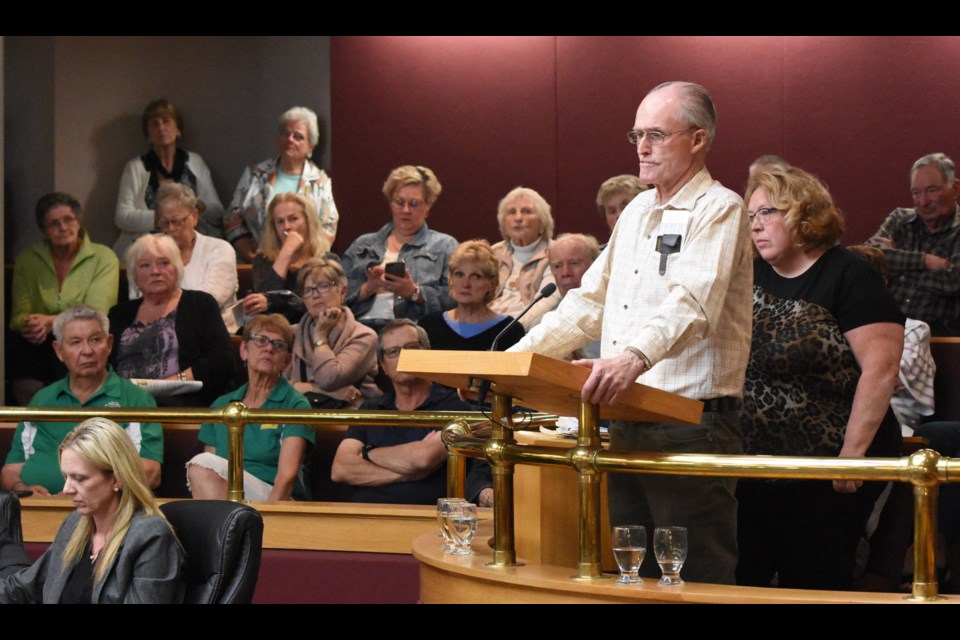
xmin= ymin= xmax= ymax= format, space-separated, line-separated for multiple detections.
xmin=391 ymin=198 xmax=423 ymax=211
xmin=302 ymin=282 xmax=336 ymax=297
xmin=626 ymin=127 xmax=696 ymax=146
xmin=747 ymin=207 xmax=782 ymax=225
xmin=247 ymin=333 xmax=290 ymax=352
xmin=382 ymin=341 xmax=423 ymax=359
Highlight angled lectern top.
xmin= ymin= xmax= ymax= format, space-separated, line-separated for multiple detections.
xmin=398 ymin=350 xmax=702 ymax=425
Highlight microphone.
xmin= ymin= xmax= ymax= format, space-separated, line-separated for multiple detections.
xmin=489 ymin=283 xmax=556 ymax=353
xmin=478 ymin=283 xmax=558 ymax=407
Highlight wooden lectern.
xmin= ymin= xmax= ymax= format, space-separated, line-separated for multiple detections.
xmin=398 ymin=350 xmax=702 ymax=579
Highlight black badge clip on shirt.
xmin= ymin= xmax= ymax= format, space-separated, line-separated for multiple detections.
xmin=656 ymin=234 xmax=682 ymax=275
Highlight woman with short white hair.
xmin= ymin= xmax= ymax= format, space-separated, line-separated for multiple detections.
xmin=224 ymin=106 xmax=339 ymax=262
xmin=108 ymin=234 xmax=235 ymax=406
xmin=488 ymin=187 xmax=562 ymax=330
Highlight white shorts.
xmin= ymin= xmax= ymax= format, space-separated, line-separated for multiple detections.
xmin=186 ymin=451 xmax=273 ymax=501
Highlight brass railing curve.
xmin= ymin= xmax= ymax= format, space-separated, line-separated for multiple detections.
xmin=441 ymin=412 xmax=958 ymax=602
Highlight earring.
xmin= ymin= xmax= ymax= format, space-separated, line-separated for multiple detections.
xmin=113 ymin=486 xmax=120 ymax=493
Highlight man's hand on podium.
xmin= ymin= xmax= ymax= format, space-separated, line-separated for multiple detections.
xmin=574 ymin=351 xmax=647 ymax=406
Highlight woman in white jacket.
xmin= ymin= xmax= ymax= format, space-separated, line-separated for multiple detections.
xmin=114 ymin=99 xmax=224 ymax=257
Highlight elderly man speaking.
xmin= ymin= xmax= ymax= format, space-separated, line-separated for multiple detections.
xmin=509 ymin=81 xmax=753 ymax=584
xmin=1 ymin=305 xmax=163 ymax=494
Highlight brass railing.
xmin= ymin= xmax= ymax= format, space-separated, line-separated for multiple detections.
xmin=0 ymin=404 xmax=505 ymax=502
xmin=440 ymin=392 xmax=960 ymax=602
xmin=4 ymin=402 xmax=957 ymax=600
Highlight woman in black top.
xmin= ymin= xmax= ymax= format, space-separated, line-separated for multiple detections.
xmin=738 ymin=168 xmax=905 ymax=590
xmin=418 ymin=239 xmax=524 ymax=352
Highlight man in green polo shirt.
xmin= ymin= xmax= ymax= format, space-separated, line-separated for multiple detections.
xmin=1 ymin=305 xmax=163 ymax=494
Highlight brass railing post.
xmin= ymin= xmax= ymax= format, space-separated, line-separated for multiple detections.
xmin=906 ymin=449 xmax=944 ymax=600
xmin=573 ymin=399 xmax=605 ymax=580
xmin=223 ymin=401 xmax=247 ymax=503
xmin=487 ymin=392 xmax=521 ymax=567
xmin=446 ymin=449 xmax=466 ymax=499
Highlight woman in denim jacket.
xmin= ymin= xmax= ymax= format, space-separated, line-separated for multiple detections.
xmin=341 ymin=166 xmax=458 ymax=330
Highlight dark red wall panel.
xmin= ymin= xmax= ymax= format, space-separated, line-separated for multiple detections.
xmin=331 ymin=36 xmax=558 ymax=255
xmin=331 ymin=36 xmax=960 ymax=252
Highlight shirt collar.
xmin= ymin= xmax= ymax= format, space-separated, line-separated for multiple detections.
xmin=660 ymin=166 xmax=713 ymax=212
xmin=906 ymin=204 xmax=960 ymax=233
xmin=56 ymin=367 xmax=120 ymax=406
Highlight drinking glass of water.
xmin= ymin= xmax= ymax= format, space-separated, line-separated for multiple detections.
xmin=611 ymin=525 xmax=646 ymax=584
xmin=449 ymin=502 xmax=479 ymax=556
xmin=654 ymin=526 xmax=687 ymax=585
xmin=437 ymin=498 xmax=466 ymax=553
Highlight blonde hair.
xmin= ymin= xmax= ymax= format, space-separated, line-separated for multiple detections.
xmin=745 ymin=168 xmax=844 ymax=252
xmin=60 ymin=417 xmax=169 ymax=583
xmin=258 ymin=193 xmax=331 ymax=262
xmin=298 ymin=256 xmax=347 ymax=291
xmin=448 ymin=239 xmax=500 ymax=304
xmin=595 ymin=175 xmax=648 ymax=216
xmin=382 ymin=165 xmax=442 ymax=205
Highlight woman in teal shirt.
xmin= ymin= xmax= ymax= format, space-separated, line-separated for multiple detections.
xmin=186 ymin=314 xmax=314 ymax=501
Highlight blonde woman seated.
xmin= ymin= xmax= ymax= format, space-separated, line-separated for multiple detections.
xmin=241 ymin=193 xmax=332 ymax=325
xmin=286 ymin=257 xmax=380 ymax=409
xmin=489 ymin=187 xmax=561 ymax=330
xmin=418 ymin=240 xmax=525 ymax=352
xmin=341 ymin=165 xmax=458 ymax=331
xmin=0 ymin=417 xmax=184 ymax=603
xmin=187 ymin=315 xmax=314 ymax=501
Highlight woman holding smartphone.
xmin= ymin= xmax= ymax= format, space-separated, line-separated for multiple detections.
xmin=341 ymin=165 xmax=458 ymax=331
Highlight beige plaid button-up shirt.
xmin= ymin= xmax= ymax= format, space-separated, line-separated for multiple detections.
xmin=510 ymin=168 xmax=753 ymax=400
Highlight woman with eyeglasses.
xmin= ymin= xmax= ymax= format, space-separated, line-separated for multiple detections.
xmin=9 ymin=192 xmax=119 ymax=405
xmin=737 ymin=168 xmax=904 ymax=590
xmin=286 ymin=257 xmax=380 ymax=409
xmin=186 ymin=314 xmax=315 ymax=501
xmin=418 ymin=239 xmax=525 ymax=352
xmin=146 ymin=183 xmax=239 ymax=333
xmin=341 ymin=165 xmax=458 ymax=331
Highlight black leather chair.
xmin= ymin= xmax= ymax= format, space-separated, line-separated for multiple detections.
xmin=160 ymin=500 xmax=264 ymax=604
xmin=0 ymin=491 xmax=29 ymax=579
